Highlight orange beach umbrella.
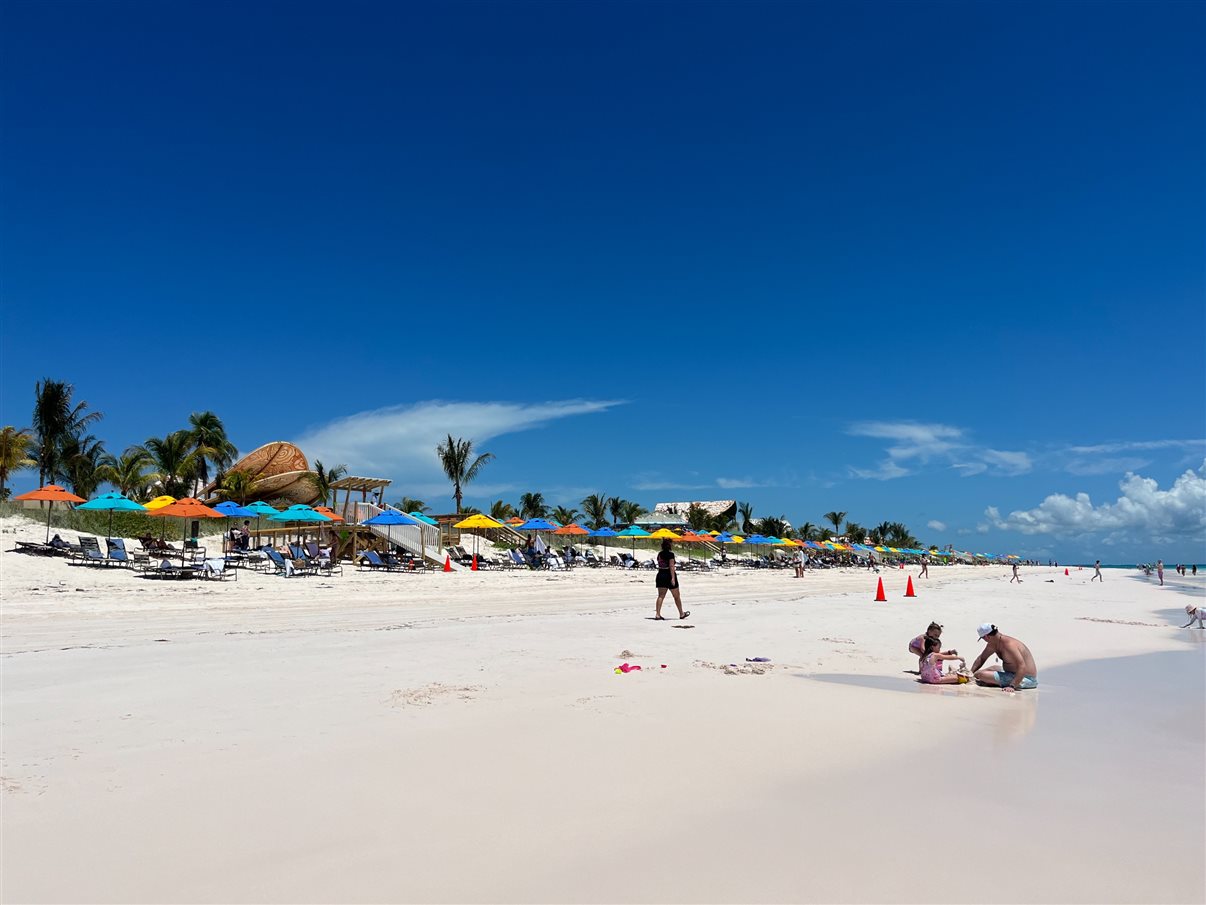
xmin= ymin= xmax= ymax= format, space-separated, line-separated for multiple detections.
xmin=13 ymin=484 xmax=86 ymax=542
xmin=145 ymin=497 xmax=224 ymax=562
xmin=314 ymin=506 xmax=344 ymax=523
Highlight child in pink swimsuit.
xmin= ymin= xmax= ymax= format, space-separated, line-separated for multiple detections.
xmin=919 ymin=637 xmax=968 ymax=684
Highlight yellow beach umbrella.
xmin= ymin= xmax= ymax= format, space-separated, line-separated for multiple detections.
xmin=647 ymin=528 xmax=682 ymax=540
xmin=453 ymin=512 xmax=505 ymax=564
xmin=453 ymin=513 xmax=504 ymax=530
xmin=143 ymin=495 xmax=176 ymax=510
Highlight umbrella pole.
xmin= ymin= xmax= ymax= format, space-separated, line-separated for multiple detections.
xmin=45 ymin=502 xmax=53 ymax=544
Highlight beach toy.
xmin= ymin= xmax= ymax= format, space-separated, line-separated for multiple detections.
xmin=875 ymin=577 xmax=887 ymax=602
xmin=905 ymin=575 xmax=916 ymax=598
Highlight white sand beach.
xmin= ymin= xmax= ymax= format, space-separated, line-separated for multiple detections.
xmin=2 ymin=516 xmax=1203 ymax=904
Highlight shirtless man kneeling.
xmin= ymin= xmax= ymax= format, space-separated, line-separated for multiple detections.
xmin=971 ymin=623 xmax=1038 ymax=693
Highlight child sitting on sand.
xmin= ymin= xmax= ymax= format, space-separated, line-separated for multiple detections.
xmin=919 ymin=637 xmax=968 ymax=684
xmin=908 ymin=622 xmax=957 ymax=659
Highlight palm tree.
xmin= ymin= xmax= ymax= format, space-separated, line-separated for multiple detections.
xmin=489 ymin=499 xmax=517 ymax=521
xmin=797 ymin=521 xmax=816 ymax=542
xmin=518 ymin=492 xmax=548 ymax=519
xmin=186 ymin=411 xmax=237 ymax=496
xmin=436 ymin=434 xmax=494 ymax=513
xmin=306 ymin=459 xmax=348 ymax=506
xmin=580 ymin=493 xmax=610 ymax=529
xmin=97 ymin=446 xmax=154 ymax=499
xmin=608 ymin=496 xmax=627 ymax=526
xmin=617 ymin=500 xmax=646 ymax=526
xmin=218 ymin=469 xmax=257 ymax=505
xmin=144 ymin=431 xmax=199 ymax=498
xmin=551 ymin=505 xmax=579 ymax=525
xmin=755 ymin=515 xmax=789 ymax=538
xmin=870 ymin=521 xmax=892 ymax=545
xmin=32 ymin=379 xmax=103 ymax=485
xmin=61 ymin=433 xmax=106 ymax=498
xmin=686 ymin=503 xmax=711 ymax=531
xmin=886 ymin=521 xmax=918 ymax=548
xmin=737 ymin=501 xmax=755 ymax=533
xmin=0 ymin=426 xmax=37 ymax=501
xmin=394 ymin=497 xmax=429 ymax=514
xmin=823 ymin=510 xmax=847 ymax=537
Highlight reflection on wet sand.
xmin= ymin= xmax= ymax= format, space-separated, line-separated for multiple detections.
xmin=802 ymin=671 xmax=1041 ymax=741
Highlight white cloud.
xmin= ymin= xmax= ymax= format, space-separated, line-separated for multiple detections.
xmin=847 ymin=421 xmax=1030 ymax=480
xmin=984 ymin=461 xmax=1206 ymax=540
xmin=979 ymin=449 xmax=1033 ymax=476
xmin=294 ymin=399 xmax=622 ymax=482
xmin=1064 ymin=456 xmax=1150 ymax=476
xmin=1066 ymin=439 xmax=1205 ymax=455
xmin=927 ymin=520 xmax=946 ymax=532
xmin=715 ymin=476 xmax=768 ymax=489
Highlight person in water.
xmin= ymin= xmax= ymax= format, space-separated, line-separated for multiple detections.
xmin=653 ymin=538 xmax=689 ymax=621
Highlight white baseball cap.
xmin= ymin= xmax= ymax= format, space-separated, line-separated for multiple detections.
xmin=976 ymin=623 xmax=997 ymax=640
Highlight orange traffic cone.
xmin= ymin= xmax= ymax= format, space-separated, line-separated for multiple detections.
xmin=1064 ymin=568 xmax=1069 ymax=576
xmin=471 ymin=554 xmax=478 ymax=571
xmin=443 ymin=555 xmax=453 ymax=573
xmin=900 ymin=563 xmax=905 ymax=569
xmin=905 ymin=575 xmax=916 ymax=597
xmin=875 ymin=577 xmax=887 ymax=602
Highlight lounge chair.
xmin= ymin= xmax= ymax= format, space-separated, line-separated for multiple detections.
xmin=70 ymin=536 xmax=111 ymax=567
xmin=358 ymin=550 xmax=407 ymax=572
xmin=202 ymin=558 xmax=236 ymax=581
xmin=137 ymin=557 xmax=197 ymax=579
xmin=105 ymin=538 xmax=132 ymax=568
xmin=264 ymin=548 xmax=312 ymax=577
xmin=304 ymin=541 xmax=344 ymax=576
xmin=13 ymin=538 xmax=74 ymax=557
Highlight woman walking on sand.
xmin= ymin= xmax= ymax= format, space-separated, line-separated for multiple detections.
xmin=654 ymin=538 xmax=690 ymax=621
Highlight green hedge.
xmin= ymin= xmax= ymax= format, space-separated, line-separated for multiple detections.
xmin=0 ymin=502 xmax=229 ymax=539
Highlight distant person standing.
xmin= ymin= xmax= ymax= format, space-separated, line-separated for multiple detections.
xmin=1010 ymin=562 xmax=1022 ymax=583
xmin=1193 ymin=564 xmax=1198 ymax=577
xmin=919 ymin=557 xmax=929 ymax=579
xmin=1157 ymin=560 xmax=1165 ymax=586
xmin=792 ymin=547 xmax=805 ymax=578
xmin=654 ymin=539 xmax=689 ymax=621
xmin=1091 ymin=560 xmax=1103 ymax=582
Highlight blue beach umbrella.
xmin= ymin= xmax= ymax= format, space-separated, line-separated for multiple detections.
xmin=615 ymin=524 xmax=650 ymax=557
xmin=590 ymin=525 xmax=617 ymax=558
xmin=517 ymin=518 xmax=557 ymax=532
xmin=409 ymin=512 xmax=438 ymax=526
xmin=240 ymin=500 xmax=279 ymax=543
xmin=213 ymin=500 xmax=258 ymax=551
xmin=363 ymin=509 xmax=422 ymax=561
xmin=76 ymin=491 xmax=147 ymax=539
xmin=268 ymin=504 xmax=331 ymax=544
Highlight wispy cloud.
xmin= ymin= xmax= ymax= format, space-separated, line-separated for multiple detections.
xmin=847 ymin=421 xmax=1031 ymax=480
xmin=983 ymin=461 xmax=1206 ymax=541
xmin=294 ymin=399 xmax=623 ymax=484
xmin=927 ymin=519 xmax=947 ymax=532
xmin=716 ymin=476 xmax=769 ymax=489
xmin=1065 ymin=439 xmax=1205 ymax=455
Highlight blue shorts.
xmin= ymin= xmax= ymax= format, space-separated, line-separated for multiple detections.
xmin=997 ymin=671 xmax=1038 ymax=690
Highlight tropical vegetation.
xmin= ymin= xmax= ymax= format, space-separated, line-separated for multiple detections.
xmin=436 ymin=434 xmax=494 ymax=513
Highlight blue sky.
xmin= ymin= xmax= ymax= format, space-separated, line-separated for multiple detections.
xmin=2 ymin=1 xmax=1203 ymax=561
